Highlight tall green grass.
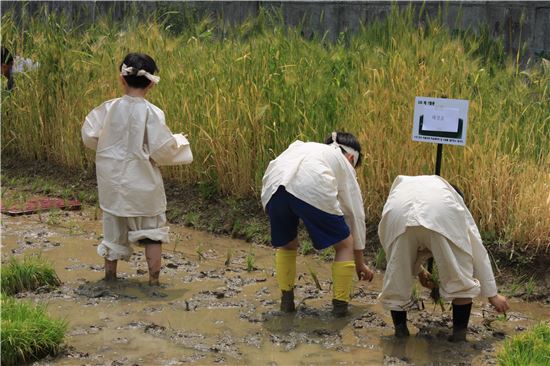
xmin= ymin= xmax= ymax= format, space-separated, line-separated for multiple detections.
xmin=498 ymin=322 xmax=550 ymax=366
xmin=1 ymin=255 xmax=61 ymax=295
xmin=1 ymin=6 xmax=549 ymax=249
xmin=0 ymin=295 xmax=67 ymax=366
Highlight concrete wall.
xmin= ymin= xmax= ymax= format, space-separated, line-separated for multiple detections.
xmin=2 ymin=1 xmax=549 ymax=58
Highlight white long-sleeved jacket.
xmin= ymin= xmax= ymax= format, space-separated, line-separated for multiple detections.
xmin=261 ymin=141 xmax=366 ymax=250
xmin=378 ymin=175 xmax=498 ymax=297
xmin=82 ymin=95 xmax=192 ymax=217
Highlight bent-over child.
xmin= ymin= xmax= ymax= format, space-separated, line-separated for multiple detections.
xmin=378 ymin=175 xmax=509 ymax=341
xmin=82 ymin=53 xmax=193 ymax=285
xmin=261 ymin=132 xmax=374 ymax=317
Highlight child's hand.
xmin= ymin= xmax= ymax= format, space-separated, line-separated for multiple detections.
xmin=489 ymin=294 xmax=509 ymax=313
xmin=356 ymin=263 xmax=374 ymax=282
xmin=418 ymin=270 xmax=435 ymax=289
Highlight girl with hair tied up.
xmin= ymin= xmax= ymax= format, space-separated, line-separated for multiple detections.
xmin=82 ymin=53 xmax=193 ymax=286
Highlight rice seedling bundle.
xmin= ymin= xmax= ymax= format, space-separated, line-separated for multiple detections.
xmin=0 ymin=295 xmax=67 ymax=366
xmin=1 ymin=255 xmax=61 ymax=295
xmin=497 ymin=322 xmax=550 ymax=366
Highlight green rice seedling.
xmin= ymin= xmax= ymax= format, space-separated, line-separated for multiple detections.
xmin=411 ymin=284 xmax=424 ymax=310
xmin=307 ymin=265 xmax=323 ymax=291
xmin=67 ymin=218 xmax=83 ymax=235
xmin=504 ymin=274 xmax=527 ymax=297
xmin=184 ymin=212 xmax=200 ymax=228
xmin=225 ymin=248 xmax=233 ymax=266
xmin=374 ymin=248 xmax=386 ymax=270
xmin=497 ymin=322 xmax=550 ymax=366
xmin=1 ymin=255 xmax=61 ymax=295
xmin=425 ymin=262 xmax=445 ymax=312
xmin=246 ymin=251 xmax=255 ymax=272
xmin=196 ymin=243 xmax=205 ymax=262
xmin=0 ymin=295 xmax=68 ymax=366
xmin=299 ymin=240 xmax=314 ymax=256
xmin=93 ymin=205 xmax=100 ymax=221
xmin=525 ymin=276 xmax=536 ymax=299
xmin=45 ymin=208 xmax=62 ymax=226
xmin=319 ymin=247 xmax=335 ymax=262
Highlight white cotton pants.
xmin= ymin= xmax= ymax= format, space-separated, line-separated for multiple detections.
xmin=98 ymin=211 xmax=170 ymax=261
xmin=379 ymin=226 xmax=481 ymax=311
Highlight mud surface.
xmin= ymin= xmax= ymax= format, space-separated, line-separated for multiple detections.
xmin=1 ymin=194 xmax=549 ymax=365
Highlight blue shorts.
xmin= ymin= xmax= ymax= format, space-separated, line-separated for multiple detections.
xmin=266 ymin=186 xmax=350 ymax=250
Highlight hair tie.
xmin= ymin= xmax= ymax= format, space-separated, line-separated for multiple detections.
xmin=330 ymin=131 xmax=359 ymax=167
xmin=120 ymin=63 xmax=160 ymax=84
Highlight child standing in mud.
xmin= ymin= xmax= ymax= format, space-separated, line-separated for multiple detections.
xmin=378 ymin=175 xmax=509 ymax=341
xmin=82 ymin=53 xmax=192 ymax=285
xmin=261 ymin=132 xmax=374 ymax=317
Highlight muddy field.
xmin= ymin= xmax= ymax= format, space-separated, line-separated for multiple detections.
xmin=1 ymin=199 xmax=549 ymax=366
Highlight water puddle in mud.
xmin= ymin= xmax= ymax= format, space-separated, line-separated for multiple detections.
xmin=1 ymin=203 xmax=548 ymax=365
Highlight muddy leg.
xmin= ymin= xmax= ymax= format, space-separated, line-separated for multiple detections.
xmin=144 ymin=242 xmax=162 ymax=286
xmin=104 ymin=259 xmax=118 ymax=281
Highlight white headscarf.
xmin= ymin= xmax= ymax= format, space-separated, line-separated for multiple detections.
xmin=331 ymin=131 xmax=359 ymax=167
xmin=120 ymin=63 xmax=160 ymax=84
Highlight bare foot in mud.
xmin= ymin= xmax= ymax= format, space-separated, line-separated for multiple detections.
xmin=104 ymin=272 xmax=117 ymax=282
xmin=149 ymin=270 xmax=160 ymax=286
xmin=104 ymin=259 xmax=118 ymax=281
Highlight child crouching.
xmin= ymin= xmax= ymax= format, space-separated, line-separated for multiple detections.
xmin=82 ymin=53 xmax=192 ymax=285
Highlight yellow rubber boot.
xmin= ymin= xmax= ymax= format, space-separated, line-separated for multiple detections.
xmin=275 ymin=249 xmax=297 ymax=291
xmin=332 ymin=261 xmax=355 ymax=316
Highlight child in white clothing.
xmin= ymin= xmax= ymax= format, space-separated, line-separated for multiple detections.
xmin=82 ymin=53 xmax=192 ymax=285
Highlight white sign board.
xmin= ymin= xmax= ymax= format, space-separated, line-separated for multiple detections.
xmin=412 ymin=97 xmax=469 ymax=146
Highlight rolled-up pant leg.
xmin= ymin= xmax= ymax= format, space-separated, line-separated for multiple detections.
xmin=98 ymin=212 xmax=133 ymax=261
xmin=97 ymin=212 xmax=170 ymax=261
xmin=128 ymin=214 xmax=170 ymax=245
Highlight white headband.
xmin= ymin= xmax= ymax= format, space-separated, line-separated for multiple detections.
xmin=120 ymin=63 xmax=160 ymax=84
xmin=331 ymin=131 xmax=359 ymax=167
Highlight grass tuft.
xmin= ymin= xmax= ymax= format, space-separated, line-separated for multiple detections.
xmin=246 ymin=251 xmax=256 ymax=272
xmin=1 ymin=255 xmax=61 ymax=295
xmin=0 ymin=295 xmax=67 ymax=366
xmin=497 ymin=322 xmax=550 ymax=366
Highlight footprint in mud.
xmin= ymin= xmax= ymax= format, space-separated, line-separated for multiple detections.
xmin=352 ymin=311 xmax=388 ymax=329
xmin=269 ymin=328 xmax=344 ymax=351
xmin=143 ymin=305 xmax=164 ymax=314
xmin=65 ymin=263 xmax=89 ymax=270
xmin=146 ymin=289 xmax=168 ymax=298
xmin=75 ymin=283 xmax=118 ymax=299
xmin=144 ymin=323 xmax=166 ymax=336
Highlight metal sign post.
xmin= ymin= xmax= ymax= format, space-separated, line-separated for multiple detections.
xmin=412 ymin=96 xmax=469 ymax=304
xmin=435 ymin=143 xmax=443 ymax=176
